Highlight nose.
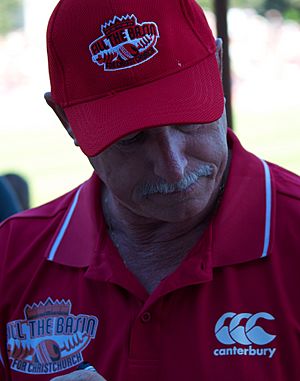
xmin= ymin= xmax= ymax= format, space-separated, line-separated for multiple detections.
xmin=149 ymin=128 xmax=188 ymax=183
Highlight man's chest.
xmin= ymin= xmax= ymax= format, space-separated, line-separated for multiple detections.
xmin=3 ymin=260 xmax=300 ymax=381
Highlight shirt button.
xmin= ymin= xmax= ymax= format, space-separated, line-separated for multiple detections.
xmin=140 ymin=311 xmax=152 ymax=323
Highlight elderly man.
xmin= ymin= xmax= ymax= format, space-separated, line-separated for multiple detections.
xmin=0 ymin=0 xmax=299 ymax=380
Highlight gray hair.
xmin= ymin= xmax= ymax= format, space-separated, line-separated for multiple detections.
xmin=139 ymin=164 xmax=213 ymax=197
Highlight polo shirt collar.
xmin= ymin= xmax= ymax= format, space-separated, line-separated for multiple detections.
xmin=45 ymin=172 xmax=102 ymax=267
xmin=212 ymin=129 xmax=274 ymax=266
xmin=45 ymin=129 xmax=275 ymax=271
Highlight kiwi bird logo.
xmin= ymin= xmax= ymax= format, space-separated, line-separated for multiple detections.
xmin=89 ymin=14 xmax=160 ymax=71
xmin=6 ymin=298 xmax=99 ymax=375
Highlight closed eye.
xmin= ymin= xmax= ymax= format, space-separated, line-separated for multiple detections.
xmin=174 ymin=124 xmax=202 ymax=133
xmin=117 ymin=131 xmax=145 ymax=146
xmin=174 ymin=123 xmax=214 ymax=133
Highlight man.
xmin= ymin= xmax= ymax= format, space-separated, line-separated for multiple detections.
xmin=0 ymin=0 xmax=299 ymax=380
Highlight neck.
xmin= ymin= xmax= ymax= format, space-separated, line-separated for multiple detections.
xmin=102 ymin=189 xmax=212 ymax=293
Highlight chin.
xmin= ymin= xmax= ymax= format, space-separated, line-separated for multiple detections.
xmin=144 ymin=200 xmax=210 ymax=223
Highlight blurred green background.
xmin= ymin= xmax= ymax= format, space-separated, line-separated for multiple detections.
xmin=0 ymin=0 xmax=299 ymax=207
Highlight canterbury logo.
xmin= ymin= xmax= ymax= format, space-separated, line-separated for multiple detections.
xmin=215 ymin=312 xmax=276 ymax=345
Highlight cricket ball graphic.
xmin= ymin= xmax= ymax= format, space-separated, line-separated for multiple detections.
xmin=118 ymin=43 xmax=139 ymax=60
xmin=34 ymin=339 xmax=61 ymax=364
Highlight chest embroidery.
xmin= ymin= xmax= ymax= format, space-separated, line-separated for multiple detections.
xmin=6 ymin=298 xmax=98 ymax=375
xmin=213 ymin=312 xmax=277 ymax=359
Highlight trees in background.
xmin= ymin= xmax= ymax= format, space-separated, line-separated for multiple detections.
xmin=0 ymin=0 xmax=299 ymax=36
xmin=201 ymin=0 xmax=300 ymax=21
xmin=261 ymin=0 xmax=300 ymax=20
xmin=0 ymin=0 xmax=23 ymax=35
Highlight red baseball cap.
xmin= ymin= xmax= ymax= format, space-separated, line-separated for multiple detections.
xmin=47 ymin=0 xmax=224 ymax=156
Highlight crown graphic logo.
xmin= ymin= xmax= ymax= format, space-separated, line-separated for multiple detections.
xmin=89 ymin=13 xmax=160 ymax=72
xmin=24 ymin=298 xmax=71 ymax=320
xmin=101 ymin=15 xmax=136 ymax=36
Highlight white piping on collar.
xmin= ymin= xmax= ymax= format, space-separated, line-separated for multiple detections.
xmin=261 ymin=160 xmax=272 ymax=258
xmin=0 ymin=347 xmax=4 ymax=367
xmin=47 ymin=186 xmax=83 ymax=261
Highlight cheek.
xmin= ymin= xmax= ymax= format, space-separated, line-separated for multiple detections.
xmin=88 ymin=156 xmax=113 ymax=185
xmin=89 ymin=154 xmax=142 ymax=199
xmin=190 ymin=135 xmax=227 ymax=166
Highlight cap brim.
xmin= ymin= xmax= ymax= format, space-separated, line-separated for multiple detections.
xmin=64 ymin=53 xmax=224 ymax=157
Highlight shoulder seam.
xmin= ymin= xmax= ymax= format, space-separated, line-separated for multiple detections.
xmin=0 ymin=206 xmax=69 ymax=229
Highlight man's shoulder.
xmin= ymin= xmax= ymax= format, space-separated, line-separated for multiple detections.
xmin=268 ymin=161 xmax=300 ymax=201
xmin=0 ymin=185 xmax=83 ymax=254
xmin=0 ymin=183 xmax=90 ymax=288
xmin=1 ymin=188 xmax=77 ymax=226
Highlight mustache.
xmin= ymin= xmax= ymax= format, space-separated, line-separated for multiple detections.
xmin=139 ymin=164 xmax=213 ymax=197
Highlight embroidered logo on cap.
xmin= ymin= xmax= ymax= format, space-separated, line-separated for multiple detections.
xmin=89 ymin=14 xmax=160 ymax=71
xmin=7 ymin=298 xmax=98 ymax=375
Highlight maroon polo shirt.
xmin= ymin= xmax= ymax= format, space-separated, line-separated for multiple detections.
xmin=1 ymin=129 xmax=300 ymax=381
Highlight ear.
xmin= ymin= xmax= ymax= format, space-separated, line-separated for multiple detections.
xmin=44 ymin=92 xmax=79 ymax=146
xmin=215 ymin=38 xmax=223 ymax=79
